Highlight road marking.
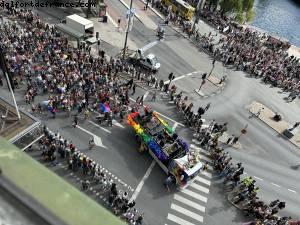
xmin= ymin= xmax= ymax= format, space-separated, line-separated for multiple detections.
xmin=164 ymin=75 xmax=185 ymax=84
xmin=201 ymin=170 xmax=212 ymax=179
xmin=271 ymin=183 xmax=281 ymax=188
xmin=164 ymin=71 xmax=202 ymax=84
xmin=190 ymin=182 xmax=210 ymax=194
xmin=172 ymin=122 xmax=178 ymax=131
xmin=180 ymin=189 xmax=207 ymax=203
xmin=253 ymin=176 xmax=263 ymax=181
xmin=76 ymin=125 xmax=107 ymax=149
xmin=106 ymin=13 xmax=118 ymax=28
xmin=195 ymin=176 xmax=211 ymax=186
xmin=143 ymin=91 xmax=149 ymax=100
xmin=171 ymin=204 xmax=203 ymax=223
xmin=288 ymin=189 xmax=297 ymax=193
xmin=174 ymin=194 xmax=205 ymax=212
xmin=130 ymin=160 xmax=156 ymax=202
xmin=167 ymin=214 xmax=195 ymax=225
xmin=129 ymin=97 xmax=184 ymax=126
xmin=118 ymin=0 xmax=142 ymax=21
xmin=112 ymin=119 xmax=125 ymax=128
xmin=88 ymin=120 xmax=111 ymax=134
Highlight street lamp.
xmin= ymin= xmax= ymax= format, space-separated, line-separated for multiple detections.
xmin=122 ymin=0 xmax=134 ymax=60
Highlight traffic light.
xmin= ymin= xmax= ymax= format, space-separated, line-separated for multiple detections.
xmin=96 ymin=32 xmax=99 ymax=39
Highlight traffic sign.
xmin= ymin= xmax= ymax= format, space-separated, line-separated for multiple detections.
xmin=126 ymin=8 xmax=136 ymax=17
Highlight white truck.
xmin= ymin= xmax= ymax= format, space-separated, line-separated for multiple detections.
xmin=65 ymin=14 xmax=94 ymax=36
xmin=129 ymin=41 xmax=161 ymax=72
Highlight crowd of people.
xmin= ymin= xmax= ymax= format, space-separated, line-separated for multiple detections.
xmin=0 ymin=7 xmax=149 ymax=224
xmin=197 ymin=7 xmax=299 ymax=101
xmin=151 ymin=1 xmax=300 ymax=101
xmin=167 ymin=85 xmax=300 ymax=225
xmin=0 ymin=8 xmax=159 ymax=122
xmin=39 ymin=126 xmax=143 ymax=224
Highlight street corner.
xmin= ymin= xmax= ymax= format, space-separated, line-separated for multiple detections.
xmin=218 ymin=132 xmax=243 ymax=150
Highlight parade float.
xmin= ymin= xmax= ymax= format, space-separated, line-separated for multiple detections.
xmin=127 ymin=110 xmax=203 ymax=189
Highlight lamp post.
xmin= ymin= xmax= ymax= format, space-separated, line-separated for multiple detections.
xmin=122 ymin=0 xmax=134 ymax=60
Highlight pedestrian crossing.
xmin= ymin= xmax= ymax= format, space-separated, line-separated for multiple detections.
xmin=166 ymin=141 xmax=213 ymax=225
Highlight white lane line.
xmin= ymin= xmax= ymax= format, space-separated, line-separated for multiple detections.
xmin=190 ymin=182 xmax=210 ymax=194
xmin=195 ymin=176 xmax=211 ymax=186
xmin=167 ymin=214 xmax=195 ymax=225
xmin=118 ymin=0 xmax=142 ymax=21
xmin=155 ymin=111 xmax=185 ymax=127
xmin=174 ymin=194 xmax=205 ymax=212
xmin=164 ymin=70 xmax=202 ymax=84
xmin=106 ymin=13 xmax=118 ymax=28
xmin=288 ymin=189 xmax=297 ymax=193
xmin=130 ymin=160 xmax=156 ymax=202
xmin=112 ymin=119 xmax=125 ymax=128
xmin=201 ymin=170 xmax=212 ymax=179
xmin=172 ymin=122 xmax=178 ymax=131
xmin=88 ymin=120 xmax=111 ymax=134
xmin=164 ymin=75 xmax=186 ymax=84
xmin=143 ymin=91 xmax=149 ymax=100
xmin=76 ymin=125 xmax=107 ymax=149
xmin=171 ymin=204 xmax=204 ymax=223
xmin=129 ymin=97 xmax=184 ymax=127
xmin=180 ymin=189 xmax=208 ymax=203
xmin=253 ymin=176 xmax=263 ymax=181
xmin=271 ymin=183 xmax=281 ymax=188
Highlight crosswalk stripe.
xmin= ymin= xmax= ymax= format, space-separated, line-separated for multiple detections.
xmin=201 ymin=170 xmax=212 ymax=179
xmin=195 ymin=176 xmax=211 ymax=186
xmin=171 ymin=204 xmax=204 ymax=223
xmin=174 ymin=194 xmax=205 ymax=212
xmin=180 ymin=189 xmax=207 ymax=203
xmin=190 ymin=182 xmax=210 ymax=194
xmin=167 ymin=214 xmax=195 ymax=225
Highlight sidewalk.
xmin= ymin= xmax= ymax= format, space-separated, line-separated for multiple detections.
xmin=247 ymin=101 xmax=300 ymax=148
xmin=89 ymin=17 xmax=138 ymax=55
xmin=119 ymin=0 xmax=158 ymax=30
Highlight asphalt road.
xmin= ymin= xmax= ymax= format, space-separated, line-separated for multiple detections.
xmin=1 ymin=2 xmax=300 ymax=225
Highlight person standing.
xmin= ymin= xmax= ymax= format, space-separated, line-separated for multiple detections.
xmin=131 ymin=83 xmax=136 ymax=95
xmin=151 ymin=91 xmax=157 ymax=101
xmin=205 ymin=102 xmax=211 ymax=112
xmin=73 ymin=115 xmax=78 ymax=127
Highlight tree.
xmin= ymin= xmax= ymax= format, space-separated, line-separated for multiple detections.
xmin=210 ymin=0 xmax=255 ymax=23
xmin=207 ymin=0 xmax=220 ymax=10
xmin=219 ymin=0 xmax=242 ymax=14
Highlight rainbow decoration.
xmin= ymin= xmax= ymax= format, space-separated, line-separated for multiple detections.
xmin=127 ymin=112 xmax=168 ymax=162
xmin=152 ymin=112 xmax=174 ymax=134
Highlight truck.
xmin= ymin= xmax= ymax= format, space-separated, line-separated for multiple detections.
xmin=129 ymin=41 xmax=161 ymax=72
xmin=127 ymin=110 xmax=203 ymax=189
xmin=65 ymin=14 xmax=94 ymax=37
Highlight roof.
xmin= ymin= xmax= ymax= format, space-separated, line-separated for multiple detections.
xmin=66 ymin=14 xmax=93 ymax=26
xmin=0 ymin=137 xmax=125 ymax=225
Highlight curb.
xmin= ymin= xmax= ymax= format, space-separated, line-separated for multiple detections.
xmin=248 ymin=109 xmax=300 ymax=150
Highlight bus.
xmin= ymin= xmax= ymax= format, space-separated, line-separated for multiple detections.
xmin=161 ymin=0 xmax=195 ymax=21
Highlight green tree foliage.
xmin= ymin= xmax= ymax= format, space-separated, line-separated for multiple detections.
xmin=219 ymin=0 xmax=242 ymax=13
xmin=206 ymin=0 xmax=255 ymax=23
